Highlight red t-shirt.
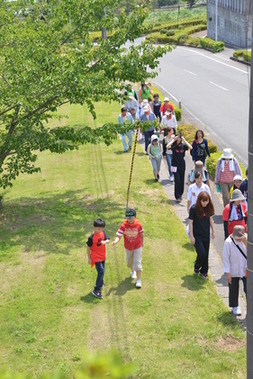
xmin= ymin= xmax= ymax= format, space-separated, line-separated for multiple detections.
xmin=87 ymin=231 xmax=109 ymax=267
xmin=117 ymin=220 xmax=144 ymax=250
xmin=160 ymin=103 xmax=174 ymax=115
xmin=222 ymin=203 xmax=247 ymax=235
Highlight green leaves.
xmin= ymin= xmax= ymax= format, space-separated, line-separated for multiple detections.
xmin=0 ymin=0 xmax=168 ymax=191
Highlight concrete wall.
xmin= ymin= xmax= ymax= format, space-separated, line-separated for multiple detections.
xmin=207 ymin=0 xmax=253 ymax=48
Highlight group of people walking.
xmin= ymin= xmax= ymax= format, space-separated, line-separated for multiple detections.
xmin=89 ymin=87 xmax=248 ymax=317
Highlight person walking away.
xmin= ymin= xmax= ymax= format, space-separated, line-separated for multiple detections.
xmin=223 ymin=225 xmax=247 ymax=316
xmin=112 ymin=209 xmax=144 ymax=289
xmin=140 ymin=105 xmax=157 ymax=153
xmin=166 ymin=134 xmax=192 ymax=203
xmin=118 ymin=106 xmax=134 ymax=152
xmin=222 ymin=189 xmax=247 ymax=240
xmin=189 ymin=192 xmax=215 ymax=278
xmin=138 ymin=83 xmax=153 ymax=105
xmin=191 ymin=130 xmax=210 ymax=166
xmin=87 ymin=219 xmax=110 ymax=299
xmin=147 ymin=134 xmax=163 ymax=182
xmin=214 ymin=148 xmax=242 ymax=207
xmin=125 ymin=93 xmax=138 ymax=119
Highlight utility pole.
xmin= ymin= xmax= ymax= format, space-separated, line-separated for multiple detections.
xmin=247 ymin=6 xmax=253 ymax=378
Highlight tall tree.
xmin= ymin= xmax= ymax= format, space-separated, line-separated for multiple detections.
xmin=0 ymin=0 xmax=169 ymax=205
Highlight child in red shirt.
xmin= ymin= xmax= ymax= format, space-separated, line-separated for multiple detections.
xmin=87 ymin=219 xmax=110 ymax=299
xmin=112 ymin=209 xmax=144 ymax=288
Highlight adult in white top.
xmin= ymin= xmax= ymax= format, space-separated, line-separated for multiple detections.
xmin=187 ymin=172 xmax=211 ymax=213
xmin=139 ymin=99 xmax=151 ymax=118
xmin=125 ymin=93 xmax=139 ymax=116
xmin=223 ymin=225 xmax=247 ymax=316
xmin=160 ymin=109 xmax=177 ymax=133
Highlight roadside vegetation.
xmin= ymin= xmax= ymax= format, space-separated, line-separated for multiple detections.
xmin=233 ymin=50 xmax=251 ymax=64
xmin=0 ymin=98 xmax=246 ymax=378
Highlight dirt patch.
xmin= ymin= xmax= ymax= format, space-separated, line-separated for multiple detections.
xmin=198 ymin=335 xmax=246 ymax=352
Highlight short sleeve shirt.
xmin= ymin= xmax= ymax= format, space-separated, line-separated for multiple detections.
xmin=189 ymin=205 xmax=210 ymax=240
xmin=116 ymin=220 xmax=144 ymax=250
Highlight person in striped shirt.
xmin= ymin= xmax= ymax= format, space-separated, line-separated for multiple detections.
xmin=214 ymin=148 xmax=242 ymax=207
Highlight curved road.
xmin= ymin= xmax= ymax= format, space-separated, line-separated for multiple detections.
xmin=154 ymin=46 xmax=250 ymax=165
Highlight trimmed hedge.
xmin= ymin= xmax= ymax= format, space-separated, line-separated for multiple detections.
xmin=243 ymin=51 xmax=251 ymax=62
xmin=199 ymin=38 xmax=224 ymax=52
xmin=177 ymin=33 xmax=189 ymax=44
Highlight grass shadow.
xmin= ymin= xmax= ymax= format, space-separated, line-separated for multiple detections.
xmin=106 ymin=277 xmax=136 ymax=297
xmin=0 ymin=191 xmax=127 ymax=258
xmin=182 ymin=242 xmax=194 ymax=252
xmin=181 ymin=274 xmax=207 ymax=291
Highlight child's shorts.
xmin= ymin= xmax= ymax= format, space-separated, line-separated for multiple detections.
xmin=125 ymin=247 xmax=142 ymax=271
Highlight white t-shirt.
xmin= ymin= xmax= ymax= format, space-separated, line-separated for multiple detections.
xmin=187 ymin=182 xmax=211 ymax=208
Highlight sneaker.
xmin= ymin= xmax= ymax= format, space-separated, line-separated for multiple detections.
xmin=136 ymin=279 xmax=142 ymax=288
xmin=124 ymin=150 xmax=128 ymax=153
xmin=194 ymin=267 xmax=199 ymax=275
xmin=232 ymin=306 xmax=241 ymax=316
xmin=154 ymin=178 xmax=158 ymax=182
xmin=129 ymin=146 xmax=132 ymax=150
xmin=92 ymin=290 xmax=103 ymax=299
xmin=170 ymin=175 xmax=174 ymax=182
xmin=130 ymin=271 xmax=137 ymax=279
xmin=200 ymin=272 xmax=208 ymax=279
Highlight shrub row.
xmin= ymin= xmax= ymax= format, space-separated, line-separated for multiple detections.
xmin=145 ymin=17 xmax=206 ymax=34
xmin=199 ymin=38 xmax=224 ymax=52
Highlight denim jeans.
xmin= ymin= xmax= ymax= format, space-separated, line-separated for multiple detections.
xmin=151 ymin=157 xmax=161 ymax=175
xmin=121 ymin=130 xmax=133 ymax=151
xmin=165 ymin=153 xmax=173 ymax=176
xmin=94 ymin=261 xmax=105 ymax=291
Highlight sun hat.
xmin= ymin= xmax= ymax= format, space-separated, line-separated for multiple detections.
xmin=165 ymin=109 xmax=172 ymax=115
xmin=232 ymin=225 xmax=246 ymax=239
xmin=194 ymin=160 xmax=204 ymax=172
xmin=151 ymin=134 xmax=158 ymax=142
xmin=143 ymin=105 xmax=149 ymax=112
xmin=230 ymin=189 xmax=245 ymax=202
xmin=164 ymin=97 xmax=169 ymax=102
xmin=221 ymin=148 xmax=234 ymax=159
xmin=125 ymin=208 xmax=136 ymax=218
xmin=142 ymin=99 xmax=148 ymax=105
xmin=233 ymin=175 xmax=242 ymax=181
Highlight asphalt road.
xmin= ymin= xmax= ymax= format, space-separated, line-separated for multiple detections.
xmin=153 ymin=45 xmax=250 ymax=166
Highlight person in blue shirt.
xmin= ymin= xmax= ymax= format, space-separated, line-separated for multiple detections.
xmin=140 ymin=106 xmax=157 ymax=153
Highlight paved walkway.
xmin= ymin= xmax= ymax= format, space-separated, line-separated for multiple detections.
xmin=139 ymin=135 xmax=247 ymax=326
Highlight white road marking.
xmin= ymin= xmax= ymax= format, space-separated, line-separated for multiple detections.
xmin=210 ymin=81 xmax=228 ymax=91
xmin=184 ymin=47 xmax=249 ymax=74
xmin=184 ymin=69 xmax=197 ymax=76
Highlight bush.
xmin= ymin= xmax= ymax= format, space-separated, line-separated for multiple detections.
xmin=174 ymin=106 xmax=182 ymax=121
xmin=243 ymin=50 xmax=251 ymax=62
xmin=160 ymin=28 xmax=167 ymax=34
xmin=187 ymin=37 xmax=201 ymax=47
xmin=177 ymin=33 xmax=189 ymax=44
xmin=200 ymin=38 xmax=225 ymax=52
xmin=206 ymin=155 xmax=217 ymax=179
xmin=166 ymin=29 xmax=175 ymax=36
xmin=233 ymin=50 xmax=244 ymax=58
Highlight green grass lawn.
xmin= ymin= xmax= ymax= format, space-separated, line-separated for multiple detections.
xmin=0 ymin=101 xmax=246 ymax=378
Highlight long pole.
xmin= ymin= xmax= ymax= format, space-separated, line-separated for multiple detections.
xmin=215 ymin=0 xmax=218 ymax=41
xmin=247 ymin=7 xmax=253 ymax=378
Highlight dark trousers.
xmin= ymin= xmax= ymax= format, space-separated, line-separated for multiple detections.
xmin=144 ymin=130 xmax=154 ymax=152
xmin=94 ymin=261 xmax=105 ymax=291
xmin=228 ymin=277 xmax=247 ymax=307
xmin=174 ymin=166 xmax=185 ymax=200
xmin=194 ymin=238 xmax=210 ymax=274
